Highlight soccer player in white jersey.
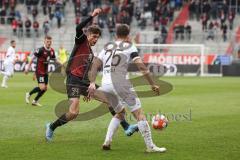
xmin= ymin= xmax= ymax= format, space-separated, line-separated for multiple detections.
xmin=1 ymin=40 xmax=16 ymax=88
xmin=88 ymin=24 xmax=166 ymax=153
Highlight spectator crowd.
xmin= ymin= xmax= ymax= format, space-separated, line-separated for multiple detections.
xmin=0 ymin=0 xmax=239 ymax=43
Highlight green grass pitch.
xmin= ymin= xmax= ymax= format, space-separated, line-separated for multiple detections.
xmin=0 ymin=73 xmax=239 ymax=160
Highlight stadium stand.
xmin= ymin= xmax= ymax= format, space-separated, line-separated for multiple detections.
xmin=0 ymin=0 xmax=240 ymax=60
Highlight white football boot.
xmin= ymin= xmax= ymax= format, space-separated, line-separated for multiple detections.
xmin=32 ymin=100 xmax=42 ymax=107
xmin=146 ymin=144 xmax=167 ymax=153
xmin=25 ymin=92 xmax=30 ymax=104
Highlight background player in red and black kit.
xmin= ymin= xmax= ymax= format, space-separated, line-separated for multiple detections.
xmin=25 ymin=36 xmax=59 ymax=106
xmin=45 ymin=8 xmax=138 ymax=142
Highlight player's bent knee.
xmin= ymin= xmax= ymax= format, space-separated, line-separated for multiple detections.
xmin=132 ymin=108 xmax=146 ymax=121
xmin=70 ymin=99 xmax=79 ymax=106
xmin=39 ymin=85 xmax=46 ymax=91
xmin=40 ymin=85 xmax=48 ymax=91
xmin=115 ymin=109 xmax=125 ymax=120
xmin=5 ymin=72 xmax=12 ymax=77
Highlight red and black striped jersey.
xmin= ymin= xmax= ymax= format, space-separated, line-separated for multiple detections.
xmin=34 ymin=46 xmax=55 ymax=75
xmin=66 ymin=16 xmax=94 ymax=79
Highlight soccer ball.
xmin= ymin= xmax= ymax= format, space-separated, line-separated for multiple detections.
xmin=151 ymin=114 xmax=168 ymax=130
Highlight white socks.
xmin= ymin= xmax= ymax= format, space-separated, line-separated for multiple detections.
xmin=104 ymin=117 xmax=120 ymax=145
xmin=104 ymin=118 xmax=155 ymax=149
xmin=138 ymin=120 xmax=154 ymax=148
xmin=1 ymin=75 xmax=9 ymax=87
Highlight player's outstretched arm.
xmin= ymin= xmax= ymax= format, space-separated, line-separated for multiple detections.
xmin=87 ymin=57 xmax=103 ymax=97
xmin=91 ymin=8 xmax=102 ymax=17
xmin=24 ymin=56 xmax=35 ymax=75
xmin=54 ymin=59 xmax=63 ymax=66
xmin=133 ymin=58 xmax=160 ymax=95
xmin=76 ymin=8 xmax=102 ymax=38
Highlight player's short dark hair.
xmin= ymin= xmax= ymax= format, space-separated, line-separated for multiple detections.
xmin=87 ymin=25 xmax=101 ymax=36
xmin=10 ymin=40 xmax=15 ymax=44
xmin=116 ymin=24 xmax=130 ymax=38
xmin=45 ymin=35 xmax=52 ymax=40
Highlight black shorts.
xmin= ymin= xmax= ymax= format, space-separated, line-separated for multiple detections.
xmin=36 ymin=74 xmax=48 ymax=84
xmin=66 ymin=74 xmax=99 ymax=98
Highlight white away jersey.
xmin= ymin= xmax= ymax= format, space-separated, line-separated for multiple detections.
xmin=4 ymin=46 xmax=16 ymax=64
xmin=97 ymin=41 xmax=140 ymax=85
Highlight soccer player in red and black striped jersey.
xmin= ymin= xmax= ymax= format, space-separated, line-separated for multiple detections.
xmin=45 ymin=8 xmax=138 ymax=142
xmin=25 ymin=36 xmax=58 ymax=106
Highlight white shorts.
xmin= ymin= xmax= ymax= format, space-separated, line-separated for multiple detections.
xmin=98 ymin=83 xmax=141 ymax=113
xmin=3 ymin=61 xmax=14 ymax=76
